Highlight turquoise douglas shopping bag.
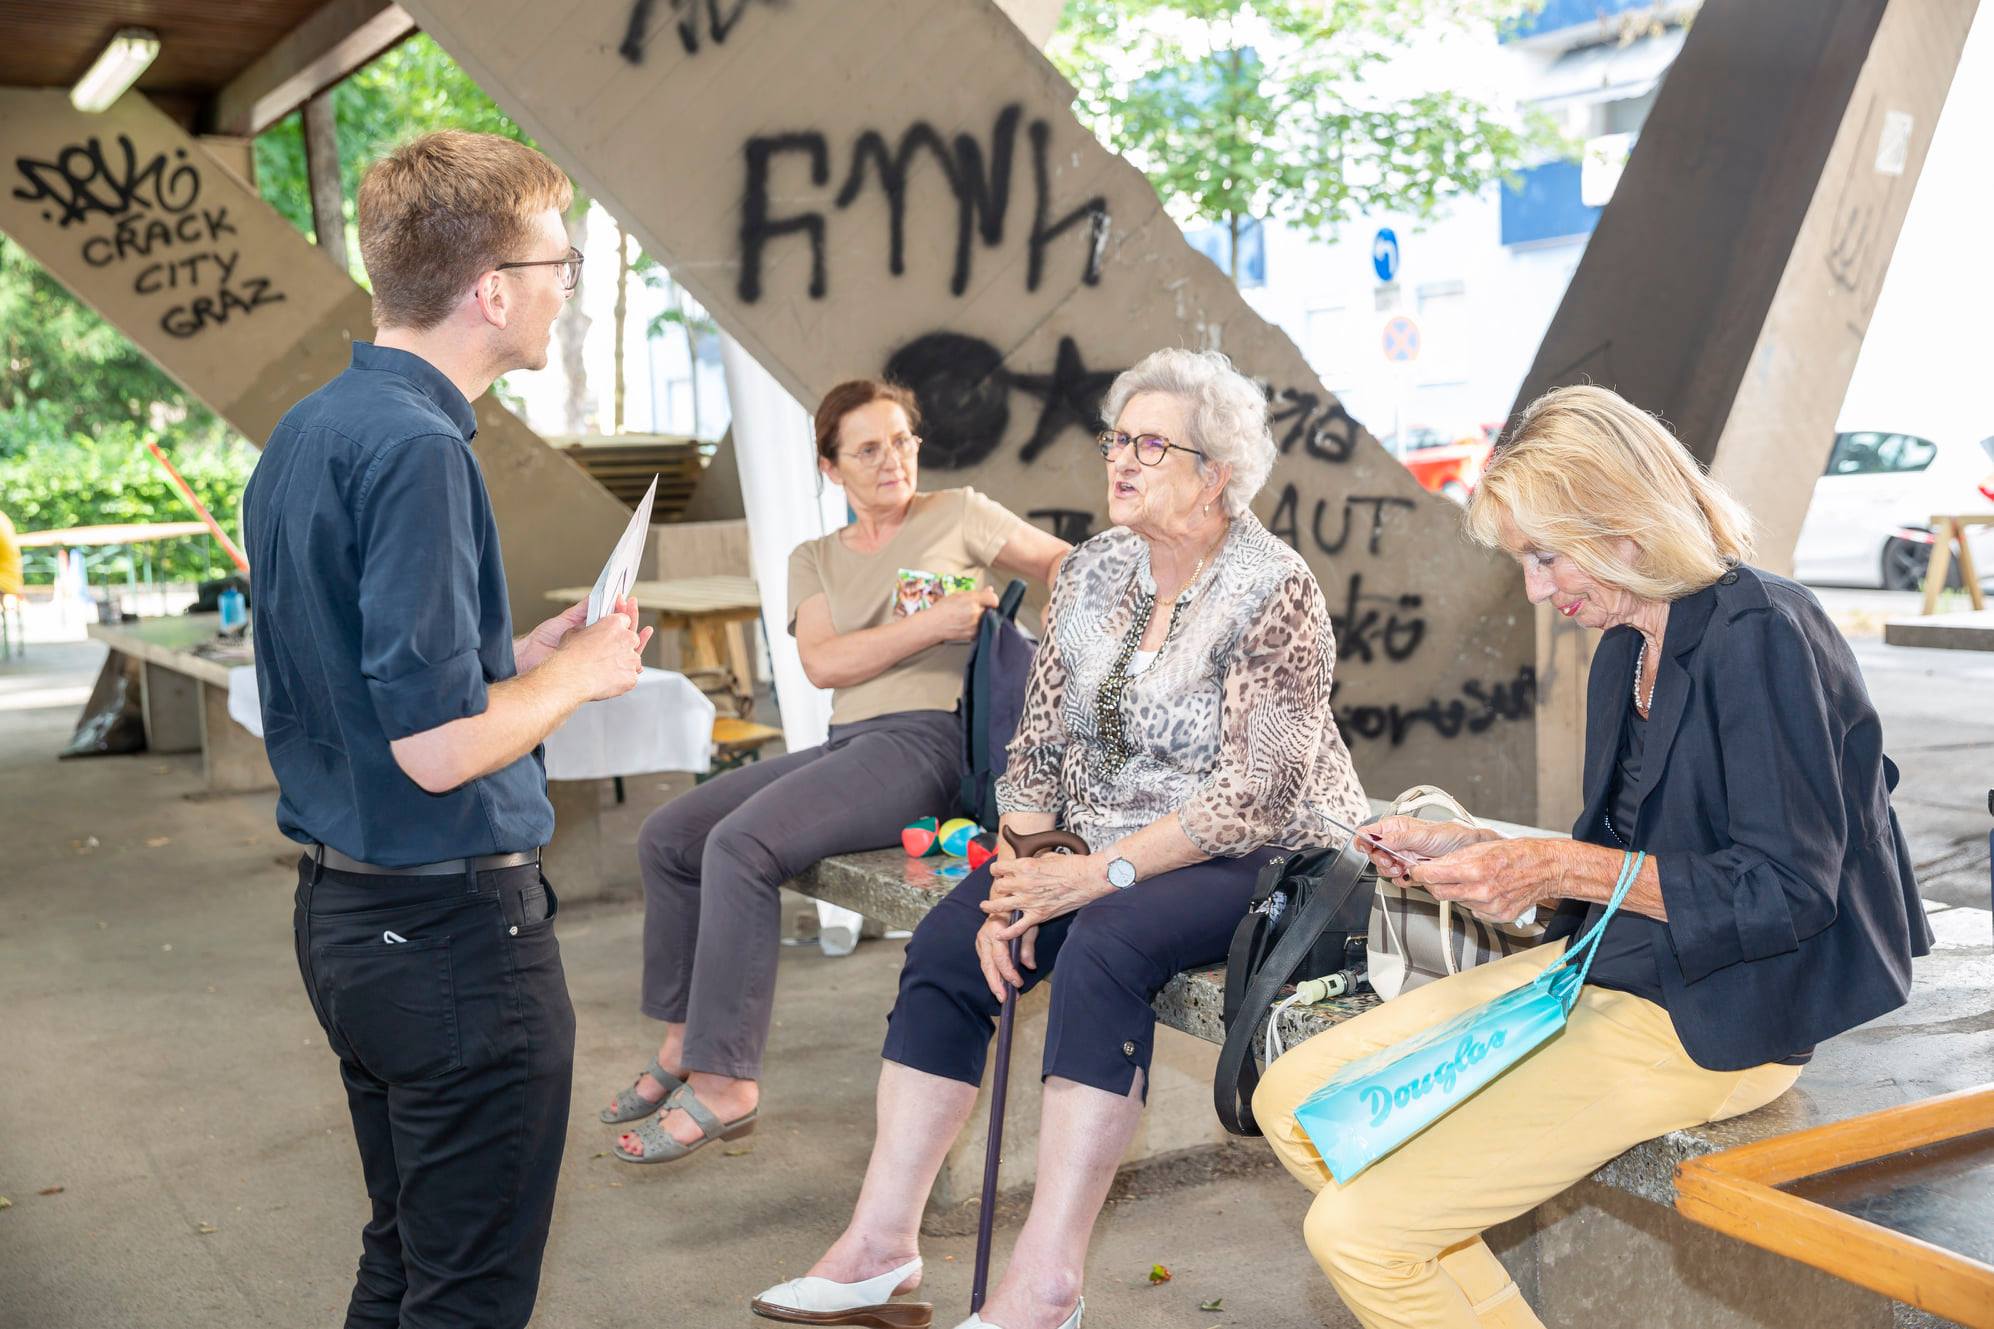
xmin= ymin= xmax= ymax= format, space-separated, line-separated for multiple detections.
xmin=1294 ymin=851 xmax=1645 ymax=1185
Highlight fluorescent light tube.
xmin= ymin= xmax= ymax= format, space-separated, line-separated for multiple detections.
xmin=71 ymin=28 xmax=160 ymax=113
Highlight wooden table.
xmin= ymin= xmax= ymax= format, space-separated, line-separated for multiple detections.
xmin=85 ymin=614 xmax=274 ymax=793
xmin=546 ymin=575 xmax=762 ymax=717
xmin=1918 ymin=513 xmax=1992 ymax=615
xmin=1676 ymin=1083 xmax=1994 ymax=1327
xmin=1883 ymin=608 xmax=1994 ymax=652
xmin=17 ymin=521 xmax=211 ymax=548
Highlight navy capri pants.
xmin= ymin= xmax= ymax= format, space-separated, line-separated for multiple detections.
xmin=883 ymin=845 xmax=1283 ymax=1100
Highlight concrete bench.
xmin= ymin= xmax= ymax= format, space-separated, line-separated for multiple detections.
xmin=789 ymin=843 xmax=1993 ymax=1328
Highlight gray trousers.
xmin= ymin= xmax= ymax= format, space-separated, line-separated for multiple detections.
xmin=637 ymin=708 xmax=963 ymax=1079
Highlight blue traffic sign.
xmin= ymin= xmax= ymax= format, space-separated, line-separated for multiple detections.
xmin=1372 ymin=227 xmax=1400 ymax=283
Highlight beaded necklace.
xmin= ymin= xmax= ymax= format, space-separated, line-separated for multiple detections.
xmin=1095 ymin=526 xmax=1228 ymax=778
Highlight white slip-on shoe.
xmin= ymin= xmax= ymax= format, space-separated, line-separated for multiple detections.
xmin=751 ymin=1256 xmax=931 ymax=1328
xmin=947 ymin=1297 xmax=1083 ymax=1329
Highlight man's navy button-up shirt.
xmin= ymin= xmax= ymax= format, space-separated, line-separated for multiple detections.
xmin=243 ymin=342 xmax=554 ymax=867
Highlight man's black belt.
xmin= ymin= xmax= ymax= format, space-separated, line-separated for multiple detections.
xmin=313 ymin=845 xmax=542 ymax=877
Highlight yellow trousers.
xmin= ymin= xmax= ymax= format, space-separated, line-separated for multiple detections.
xmin=1253 ymin=943 xmax=1800 ymax=1329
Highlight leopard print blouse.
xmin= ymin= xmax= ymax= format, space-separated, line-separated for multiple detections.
xmin=996 ymin=513 xmax=1369 ymax=857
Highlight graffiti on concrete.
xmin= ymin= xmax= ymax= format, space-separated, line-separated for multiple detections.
xmin=739 ymin=103 xmax=1110 ymax=303
xmin=1027 ymin=508 xmax=1098 ymax=545
xmin=11 ymin=135 xmax=200 ymax=228
xmin=1267 ymin=385 xmax=1361 ymax=464
xmin=1267 ymin=486 xmax=1418 ymax=558
xmin=13 ymin=136 xmax=285 ymax=339
xmin=621 ymin=0 xmax=776 ymax=63
xmin=884 ymin=330 xmax=1123 ymax=470
xmin=1334 ymin=666 xmax=1537 ymax=746
xmin=1326 ymin=571 xmax=1426 ymax=665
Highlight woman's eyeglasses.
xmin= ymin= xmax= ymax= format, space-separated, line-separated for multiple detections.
xmin=1096 ymin=430 xmax=1206 ymax=466
xmin=842 ymin=434 xmax=921 ymax=470
xmin=496 ymin=246 xmax=584 ymax=293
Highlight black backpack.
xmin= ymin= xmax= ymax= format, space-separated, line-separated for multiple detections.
xmin=957 ymin=579 xmax=1034 ymax=828
xmin=1214 ymin=836 xmax=1376 ymax=1136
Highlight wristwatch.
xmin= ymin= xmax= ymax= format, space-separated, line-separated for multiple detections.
xmin=1105 ymin=856 xmax=1138 ymax=890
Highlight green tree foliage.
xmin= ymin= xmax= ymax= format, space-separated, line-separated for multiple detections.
xmin=0 ymin=236 xmax=219 ymax=461
xmin=1049 ymin=0 xmax=1559 ymax=280
xmin=254 ymin=33 xmax=542 ymax=281
xmin=0 ymin=427 xmax=248 ymax=587
xmin=0 ymin=235 xmax=250 ymax=583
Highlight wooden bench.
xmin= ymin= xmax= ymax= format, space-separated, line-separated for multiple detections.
xmin=558 ymin=435 xmax=710 ymax=522
xmin=706 ymin=716 xmax=784 ymax=781
xmin=787 ymin=838 xmax=1994 ymax=1327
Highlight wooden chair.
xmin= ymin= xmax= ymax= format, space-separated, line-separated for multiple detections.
xmin=705 ymin=715 xmax=784 ymax=782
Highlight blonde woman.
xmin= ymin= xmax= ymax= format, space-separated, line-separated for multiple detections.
xmin=1252 ymin=384 xmax=1930 ymax=1329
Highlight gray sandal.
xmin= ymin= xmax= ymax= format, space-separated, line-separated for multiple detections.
xmin=612 ymin=1083 xmax=757 ymax=1164
xmin=598 ymin=1058 xmax=685 ymax=1125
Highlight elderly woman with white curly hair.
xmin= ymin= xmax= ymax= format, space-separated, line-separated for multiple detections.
xmin=752 ymin=348 xmax=1369 ymax=1329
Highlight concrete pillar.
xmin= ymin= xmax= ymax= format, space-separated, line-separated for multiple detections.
xmin=0 ymin=88 xmax=641 ymax=633
xmin=397 ymin=0 xmax=1539 ymax=820
xmin=544 ymin=778 xmax=609 ymax=901
xmin=1507 ymin=0 xmax=1977 ymax=826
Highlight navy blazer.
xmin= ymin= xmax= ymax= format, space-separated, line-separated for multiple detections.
xmin=1542 ymin=566 xmax=1932 ymax=1071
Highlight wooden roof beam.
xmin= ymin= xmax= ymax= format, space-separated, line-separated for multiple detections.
xmin=205 ymin=0 xmax=416 ymax=137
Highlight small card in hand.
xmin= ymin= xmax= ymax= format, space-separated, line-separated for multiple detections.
xmin=894 ymin=568 xmax=978 ymax=617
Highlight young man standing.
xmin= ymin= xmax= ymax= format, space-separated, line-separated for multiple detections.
xmin=244 ymin=131 xmax=648 ymax=1327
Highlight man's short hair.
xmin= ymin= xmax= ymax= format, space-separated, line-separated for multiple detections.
xmin=357 ymin=130 xmax=574 ymax=331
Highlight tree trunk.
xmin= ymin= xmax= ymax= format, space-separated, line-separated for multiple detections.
xmin=557 ymin=203 xmax=592 ymax=436
xmin=613 ymin=221 xmax=630 ymax=434
xmin=1228 ymin=210 xmax=1242 ymax=285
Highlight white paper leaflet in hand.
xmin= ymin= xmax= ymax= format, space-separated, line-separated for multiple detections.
xmin=585 ymin=475 xmax=657 ymax=626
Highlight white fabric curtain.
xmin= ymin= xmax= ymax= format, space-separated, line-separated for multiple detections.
xmin=717 ymin=334 xmax=870 ymax=954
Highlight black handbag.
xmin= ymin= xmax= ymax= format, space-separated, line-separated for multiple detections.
xmin=1213 ymin=836 xmax=1375 ymax=1136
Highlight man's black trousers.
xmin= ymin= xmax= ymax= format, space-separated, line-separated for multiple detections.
xmin=294 ymin=856 xmax=575 ymax=1328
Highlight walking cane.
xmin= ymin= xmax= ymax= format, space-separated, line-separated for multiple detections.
xmin=971 ymin=826 xmax=1092 ymax=1316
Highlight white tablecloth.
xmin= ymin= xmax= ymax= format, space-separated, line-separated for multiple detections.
xmin=228 ymin=665 xmax=714 ymax=778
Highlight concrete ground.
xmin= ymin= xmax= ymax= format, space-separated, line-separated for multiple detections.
xmin=0 ymin=640 xmax=1342 ymax=1329
xmin=1 ymin=584 xmax=1988 ymax=1328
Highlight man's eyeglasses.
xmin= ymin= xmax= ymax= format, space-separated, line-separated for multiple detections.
xmin=842 ymin=434 xmax=921 ymax=470
xmin=1096 ymin=430 xmax=1206 ymax=466
xmin=496 ymin=246 xmax=584 ymax=292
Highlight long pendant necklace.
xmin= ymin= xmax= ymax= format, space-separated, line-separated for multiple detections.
xmin=1096 ymin=524 xmax=1229 ymax=777
xmin=1633 ymin=639 xmax=1657 ymax=714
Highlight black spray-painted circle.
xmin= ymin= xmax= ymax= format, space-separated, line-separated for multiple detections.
xmin=883 ymin=331 xmax=1011 ymax=471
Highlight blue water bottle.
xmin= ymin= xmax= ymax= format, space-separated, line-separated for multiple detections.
xmin=218 ymin=585 xmax=246 ymax=634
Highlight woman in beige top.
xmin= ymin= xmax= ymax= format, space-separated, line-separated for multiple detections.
xmin=603 ymin=378 xmax=1068 ymax=1165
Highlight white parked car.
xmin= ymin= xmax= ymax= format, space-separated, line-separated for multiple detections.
xmin=1792 ymin=428 xmax=1994 ymax=589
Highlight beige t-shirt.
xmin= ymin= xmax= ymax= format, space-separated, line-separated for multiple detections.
xmin=787 ymin=487 xmax=1023 ymax=725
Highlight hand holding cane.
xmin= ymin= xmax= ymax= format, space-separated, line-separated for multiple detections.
xmin=971 ymin=826 xmax=1091 ymax=1315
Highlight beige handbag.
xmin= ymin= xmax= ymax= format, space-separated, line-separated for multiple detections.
xmin=1366 ymin=785 xmax=1546 ymax=1000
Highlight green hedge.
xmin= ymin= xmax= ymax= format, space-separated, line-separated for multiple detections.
xmin=0 ymin=423 xmax=256 ymax=586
